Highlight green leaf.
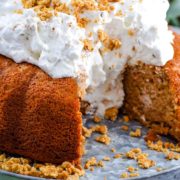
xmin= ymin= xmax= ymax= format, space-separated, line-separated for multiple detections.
xmin=167 ymin=0 xmax=180 ymax=27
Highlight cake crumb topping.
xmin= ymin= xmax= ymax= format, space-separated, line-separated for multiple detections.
xmin=120 ymin=171 xmax=140 ymax=178
xmin=130 ymin=128 xmax=141 ymax=137
xmin=84 ymin=157 xmax=97 ymax=169
xmin=113 ymin=153 xmax=122 ymax=159
xmin=83 ymin=125 xmax=108 ymax=139
xmin=126 ymin=148 xmax=155 ymax=169
xmin=89 ymin=167 xmax=94 ymax=171
xmin=0 ymin=153 xmax=84 ymax=179
xmin=21 ymin=0 xmax=121 ymax=26
xmin=128 ymin=29 xmax=135 ymax=36
xmin=84 ymin=157 xmax=104 ymax=169
xmin=129 ymin=172 xmax=140 ymax=177
xmin=121 ymin=125 xmax=129 ymax=131
xmin=95 ymin=134 xmax=111 ymax=145
xmin=123 ymin=116 xmax=129 ymax=122
xmin=146 ymin=140 xmax=180 ymax=153
xmin=105 ymin=107 xmax=119 ymax=121
xmin=14 ymin=9 xmax=24 ymax=14
xmin=103 ymin=156 xmax=111 ymax=161
xmin=110 ymin=148 xmax=116 ymax=152
xmin=83 ymin=39 xmax=94 ymax=51
xmin=82 ymin=126 xmax=93 ymax=138
xmin=94 ymin=116 xmax=102 ymax=123
xmin=98 ymin=30 xmax=122 ymax=51
xmin=127 ymin=166 xmax=135 ymax=173
xmin=156 ymin=167 xmax=163 ymax=172
xmin=97 ymin=160 xmax=104 ymax=167
xmin=92 ymin=125 xmax=108 ymax=134
xmin=120 ymin=172 xmax=129 ymax=178
xmin=165 ymin=151 xmax=180 ymax=160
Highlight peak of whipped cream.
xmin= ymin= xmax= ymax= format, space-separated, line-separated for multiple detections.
xmin=0 ymin=0 xmax=174 ymax=115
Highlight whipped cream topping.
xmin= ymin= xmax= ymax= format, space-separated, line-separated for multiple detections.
xmin=0 ymin=0 xmax=174 ymax=115
xmin=0 ymin=2 xmax=85 ymax=79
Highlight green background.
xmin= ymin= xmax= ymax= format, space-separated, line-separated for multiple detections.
xmin=168 ymin=0 xmax=180 ymax=27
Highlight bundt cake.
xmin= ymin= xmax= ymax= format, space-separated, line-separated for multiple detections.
xmin=0 ymin=0 xmax=179 ymax=173
xmin=0 ymin=55 xmax=82 ymax=164
xmin=124 ymin=33 xmax=180 ymax=141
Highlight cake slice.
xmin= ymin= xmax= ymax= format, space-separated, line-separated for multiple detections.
xmin=123 ymin=33 xmax=180 ymax=141
xmin=0 ymin=55 xmax=82 ymax=164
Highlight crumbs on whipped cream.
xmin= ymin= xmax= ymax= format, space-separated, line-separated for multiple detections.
xmin=21 ymin=0 xmax=118 ymax=23
xmin=0 ymin=0 xmax=174 ymax=116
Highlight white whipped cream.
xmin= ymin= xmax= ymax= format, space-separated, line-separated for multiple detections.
xmin=0 ymin=0 xmax=174 ymax=116
xmin=0 ymin=2 xmax=86 ymax=80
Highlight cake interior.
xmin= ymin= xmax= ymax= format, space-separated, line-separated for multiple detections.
xmin=123 ymin=33 xmax=180 ymax=141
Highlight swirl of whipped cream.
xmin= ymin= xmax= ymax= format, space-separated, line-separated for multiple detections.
xmin=0 ymin=0 xmax=174 ymax=115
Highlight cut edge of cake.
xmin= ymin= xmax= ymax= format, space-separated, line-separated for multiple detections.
xmin=123 ymin=33 xmax=180 ymax=141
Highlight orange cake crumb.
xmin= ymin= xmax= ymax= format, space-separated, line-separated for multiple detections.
xmin=120 ymin=171 xmax=139 ymax=179
xmin=126 ymin=148 xmax=142 ymax=159
xmin=92 ymin=125 xmax=108 ymax=134
xmin=103 ymin=156 xmax=111 ymax=161
xmin=129 ymin=172 xmax=139 ymax=177
xmin=84 ymin=157 xmax=105 ymax=169
xmin=89 ymin=167 xmax=94 ymax=171
xmin=95 ymin=135 xmax=111 ymax=145
xmin=128 ymin=29 xmax=135 ymax=36
xmin=82 ymin=126 xmax=93 ymax=138
xmin=120 ymin=172 xmax=129 ymax=178
xmin=156 ymin=167 xmax=163 ymax=172
xmin=14 ymin=9 xmax=24 ymax=14
xmin=137 ymin=155 xmax=155 ymax=169
xmin=0 ymin=153 xmax=84 ymax=179
xmin=121 ymin=125 xmax=129 ymax=131
xmin=126 ymin=148 xmax=155 ymax=169
xmin=84 ymin=157 xmax=97 ymax=169
xmin=130 ymin=128 xmax=141 ymax=137
xmin=146 ymin=140 xmax=180 ymax=157
xmin=165 ymin=151 xmax=180 ymax=160
xmin=110 ymin=148 xmax=116 ymax=153
xmin=93 ymin=116 xmax=102 ymax=123
xmin=97 ymin=160 xmax=104 ymax=167
xmin=113 ymin=153 xmax=122 ymax=159
xmin=127 ymin=166 xmax=135 ymax=173
xmin=105 ymin=107 xmax=119 ymax=121
xmin=123 ymin=116 xmax=129 ymax=122
xmin=83 ymin=39 xmax=94 ymax=51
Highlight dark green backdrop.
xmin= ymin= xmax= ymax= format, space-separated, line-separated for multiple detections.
xmin=168 ymin=0 xmax=180 ymax=27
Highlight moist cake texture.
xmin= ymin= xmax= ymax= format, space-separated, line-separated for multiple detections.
xmin=123 ymin=34 xmax=180 ymax=141
xmin=0 ymin=55 xmax=82 ymax=164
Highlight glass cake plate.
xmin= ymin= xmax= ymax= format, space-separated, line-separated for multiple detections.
xmin=0 ymin=28 xmax=180 ymax=180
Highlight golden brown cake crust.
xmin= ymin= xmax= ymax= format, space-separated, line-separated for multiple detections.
xmin=0 ymin=55 xmax=82 ymax=164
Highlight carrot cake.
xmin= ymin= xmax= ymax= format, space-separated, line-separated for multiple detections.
xmin=0 ymin=0 xmax=179 ymax=173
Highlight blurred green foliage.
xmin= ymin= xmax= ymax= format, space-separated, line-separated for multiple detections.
xmin=167 ymin=0 xmax=180 ymax=27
